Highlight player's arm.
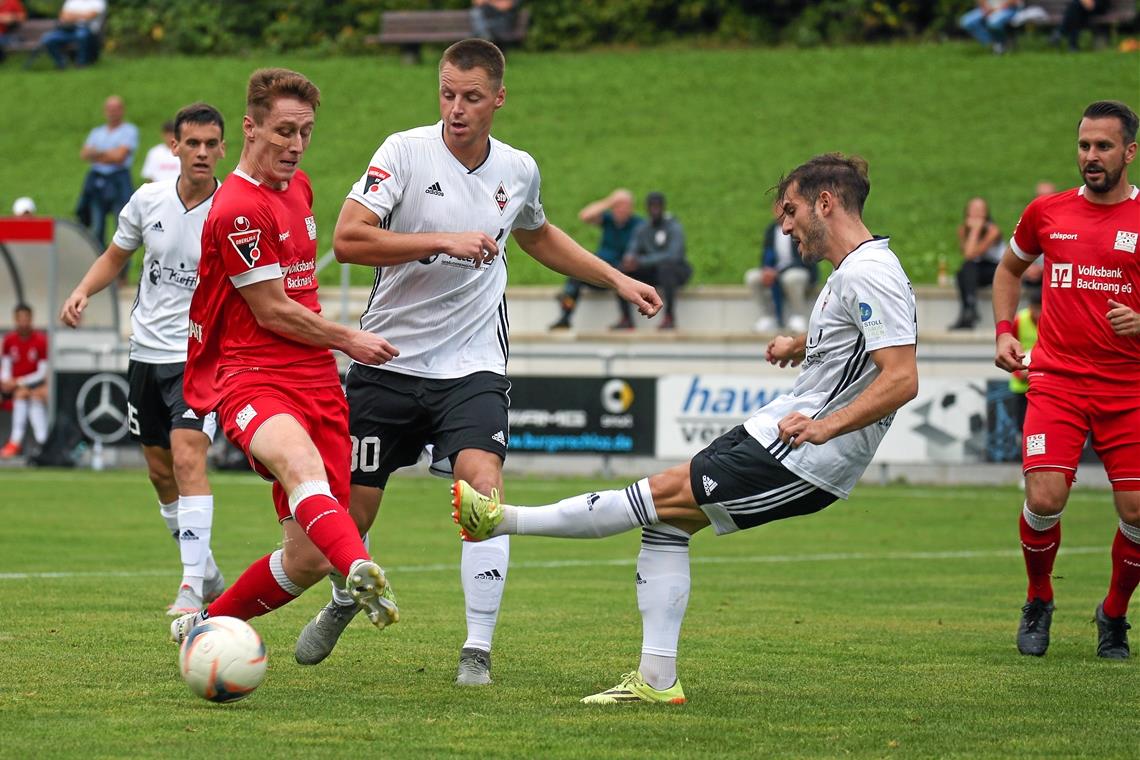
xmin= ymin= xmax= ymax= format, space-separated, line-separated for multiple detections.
xmin=993 ymin=248 xmax=1033 ymax=374
xmin=333 ymin=199 xmax=500 ymax=268
xmin=237 ymin=278 xmax=398 ymax=366
xmin=512 ymin=221 xmax=662 ymax=317
xmin=60 ymin=243 xmax=134 ymax=327
xmin=778 ymin=343 xmax=918 ymax=448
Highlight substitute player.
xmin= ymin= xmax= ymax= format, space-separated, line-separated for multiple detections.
xmin=1 ymin=304 xmax=49 ymax=458
xmin=293 ymin=39 xmax=661 ymax=685
xmin=170 ymin=68 xmax=401 ymax=645
xmin=453 ymin=153 xmax=920 ymax=704
xmin=994 ymin=100 xmax=1140 ymax=660
xmin=61 ymin=103 xmax=227 ymax=615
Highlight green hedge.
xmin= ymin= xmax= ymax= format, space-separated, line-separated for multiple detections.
xmin=61 ymin=1 xmax=986 ymax=56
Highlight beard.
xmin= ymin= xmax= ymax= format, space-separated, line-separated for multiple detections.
xmin=798 ymin=212 xmax=828 ymax=264
xmin=1082 ymin=162 xmax=1123 ymax=194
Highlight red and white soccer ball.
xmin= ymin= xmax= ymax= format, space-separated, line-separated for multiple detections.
xmin=178 ymin=616 xmax=268 ymax=703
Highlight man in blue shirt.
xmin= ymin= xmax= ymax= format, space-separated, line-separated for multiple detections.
xmin=550 ymin=188 xmax=644 ymax=330
xmin=76 ymin=94 xmax=138 ymax=255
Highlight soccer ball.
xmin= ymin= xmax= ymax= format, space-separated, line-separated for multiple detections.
xmin=178 ymin=616 xmax=268 ymax=703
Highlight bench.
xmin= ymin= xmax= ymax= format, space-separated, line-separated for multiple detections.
xmin=3 ymin=18 xmax=55 ymax=54
xmin=368 ymin=8 xmax=530 ymax=63
xmin=1013 ymin=0 xmax=1137 ymax=47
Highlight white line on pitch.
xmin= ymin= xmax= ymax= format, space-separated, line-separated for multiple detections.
xmin=0 ymin=545 xmax=1107 ymax=581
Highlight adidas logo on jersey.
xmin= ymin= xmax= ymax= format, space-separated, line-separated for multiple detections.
xmin=702 ymin=475 xmax=718 ymax=497
xmin=635 ymin=572 xmax=647 ymax=585
xmin=425 ymin=182 xmax=445 ymax=197
xmin=474 ymin=568 xmax=504 ymax=581
xmin=150 ymin=221 xmax=164 ymax=232
xmin=491 ymin=430 xmax=506 ymax=446
xmin=179 ymin=529 xmax=199 ymax=541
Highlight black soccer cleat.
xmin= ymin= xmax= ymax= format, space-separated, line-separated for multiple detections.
xmin=1017 ymin=598 xmax=1054 ymax=656
xmin=1095 ymin=603 xmax=1131 ymax=660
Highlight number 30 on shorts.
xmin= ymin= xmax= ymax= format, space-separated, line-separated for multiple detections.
xmin=351 ymin=435 xmax=381 ymax=473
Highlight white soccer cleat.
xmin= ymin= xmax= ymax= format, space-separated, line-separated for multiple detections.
xmin=170 ymin=610 xmax=206 ymax=646
xmin=167 ymin=584 xmax=204 ymax=617
xmin=345 ymin=560 xmax=399 ymax=630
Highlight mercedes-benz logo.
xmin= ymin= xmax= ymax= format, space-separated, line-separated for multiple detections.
xmin=76 ymin=373 xmax=130 ymax=443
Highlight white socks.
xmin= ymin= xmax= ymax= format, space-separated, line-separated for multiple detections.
xmin=178 ymin=495 xmax=214 ymax=595
xmin=159 ymin=499 xmax=180 ymax=539
xmin=1023 ymin=502 xmax=1062 ymax=532
xmin=461 ymin=535 xmax=509 ymax=652
xmin=27 ymin=399 xmax=47 ymax=444
xmin=636 ymin=524 xmax=692 ymax=690
xmin=495 ymin=479 xmax=658 ymax=538
xmin=269 ymin=548 xmax=304 ymax=597
xmin=9 ymin=397 xmax=27 ymax=445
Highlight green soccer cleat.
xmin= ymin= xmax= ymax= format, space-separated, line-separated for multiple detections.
xmin=450 ymin=480 xmax=503 ymax=541
xmin=580 ymin=671 xmax=687 ymax=705
xmin=345 ymin=560 xmax=400 ymax=630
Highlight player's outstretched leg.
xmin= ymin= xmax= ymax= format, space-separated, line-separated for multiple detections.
xmin=346 ymin=559 xmax=399 ymax=630
xmin=451 ymin=480 xmax=503 ymax=540
xmin=1017 ymin=502 xmax=1061 ymax=655
xmin=295 ymin=533 xmax=379 ymax=666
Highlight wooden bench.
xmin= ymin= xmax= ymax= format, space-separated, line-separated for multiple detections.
xmin=4 ymin=18 xmax=55 ymax=54
xmin=1013 ymin=0 xmax=1137 ymax=46
xmin=368 ymin=8 xmax=530 ymax=63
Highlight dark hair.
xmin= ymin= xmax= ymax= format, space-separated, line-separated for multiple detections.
xmin=13 ymin=302 xmax=31 ymax=315
xmin=1082 ymin=100 xmax=1138 ymax=144
xmin=247 ymin=68 xmax=320 ymax=124
xmin=776 ymin=153 xmax=871 ymax=215
xmin=161 ymin=120 xmax=176 ymax=134
xmin=174 ymin=102 xmax=224 ymax=140
xmin=962 ymin=196 xmax=994 ymax=224
xmin=440 ymin=38 xmax=505 ymax=89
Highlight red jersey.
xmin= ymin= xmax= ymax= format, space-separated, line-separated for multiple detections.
xmin=2 ymin=329 xmax=47 ymax=381
xmin=184 ymin=169 xmax=338 ymax=414
xmin=1010 ymin=185 xmax=1140 ymax=391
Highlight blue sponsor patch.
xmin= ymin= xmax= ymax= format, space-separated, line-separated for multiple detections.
xmin=859 ymin=302 xmax=873 ymax=321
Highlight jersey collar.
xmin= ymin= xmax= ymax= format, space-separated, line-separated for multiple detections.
xmin=1077 ymin=184 xmax=1139 ymax=200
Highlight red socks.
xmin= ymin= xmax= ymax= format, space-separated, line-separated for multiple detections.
xmin=1020 ymin=512 xmax=1060 ymax=602
xmin=1103 ymin=528 xmax=1140 ymax=618
xmin=207 ymin=553 xmax=297 ymax=620
xmin=291 ymin=492 xmax=369 ymax=577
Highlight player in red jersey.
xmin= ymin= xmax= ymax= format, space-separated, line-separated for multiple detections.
xmin=171 ymin=68 xmax=401 ymax=646
xmin=1 ymin=303 xmax=49 ymax=458
xmin=993 ymin=100 xmax=1140 ymax=660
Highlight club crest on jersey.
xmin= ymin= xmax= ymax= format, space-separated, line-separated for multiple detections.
xmin=1115 ymin=230 xmax=1137 ymax=254
xmin=364 ymin=166 xmax=391 ymax=194
xmin=494 ymin=181 xmax=509 ymax=214
xmin=228 ymin=227 xmax=263 ymax=268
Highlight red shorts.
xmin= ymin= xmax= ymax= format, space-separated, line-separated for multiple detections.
xmin=1022 ymin=382 xmax=1140 ymax=491
xmin=217 ymin=381 xmax=351 ymax=521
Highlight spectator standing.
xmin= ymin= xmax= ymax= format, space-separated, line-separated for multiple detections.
xmin=470 ymin=0 xmax=520 ymax=45
xmin=1 ymin=304 xmax=49 ymax=458
xmin=40 ymin=0 xmax=105 ymax=69
xmin=617 ymin=191 xmax=691 ymax=330
xmin=949 ymin=196 xmax=1005 ymax=330
xmin=550 ymin=188 xmax=644 ymax=330
xmin=960 ymin=1 xmax=1022 ymax=54
xmin=0 ymin=0 xmax=26 ymax=63
xmin=76 ymin=95 xmax=138 ymax=252
xmin=746 ymin=207 xmax=817 ymax=333
xmin=140 ymin=120 xmax=181 ymax=184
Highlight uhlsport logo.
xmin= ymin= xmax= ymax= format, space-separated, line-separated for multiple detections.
xmin=1050 ymin=263 xmax=1073 ymax=289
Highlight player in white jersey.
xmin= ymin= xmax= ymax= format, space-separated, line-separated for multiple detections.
xmin=293 ymin=39 xmax=662 ymax=684
xmin=61 ymin=103 xmax=228 ymax=615
xmin=453 ymin=153 xmax=919 ymax=704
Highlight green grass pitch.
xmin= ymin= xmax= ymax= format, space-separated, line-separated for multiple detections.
xmin=1 ymin=469 xmax=1138 ymax=757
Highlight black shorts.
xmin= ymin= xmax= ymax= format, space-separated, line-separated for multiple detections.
xmin=127 ymin=360 xmax=215 ymax=448
xmin=689 ymin=425 xmax=838 ymax=535
xmin=346 ymin=364 xmax=510 ymax=489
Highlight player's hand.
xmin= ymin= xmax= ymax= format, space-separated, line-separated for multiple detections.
xmin=994 ymin=333 xmax=1026 ymax=373
xmin=766 ymin=335 xmax=803 ymax=368
xmin=777 ymin=411 xmax=831 ymax=448
xmin=60 ymin=291 xmax=88 ymax=328
xmin=1106 ymin=299 xmax=1140 ymax=336
xmin=442 ymin=232 xmax=500 ymax=268
xmin=344 ymin=331 xmax=399 ymax=366
xmin=616 ymin=278 xmax=662 ymax=318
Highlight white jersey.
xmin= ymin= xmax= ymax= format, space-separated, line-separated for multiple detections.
xmin=346 ymin=122 xmax=546 ymax=379
xmin=112 ymin=178 xmax=217 ymax=363
xmin=140 ymin=142 xmax=181 ymax=183
xmin=744 ymin=238 xmax=917 ymax=498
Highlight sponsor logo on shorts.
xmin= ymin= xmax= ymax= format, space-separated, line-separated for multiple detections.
xmin=1115 ymin=230 xmax=1137 ymax=254
xmin=702 ymin=475 xmax=718 ymax=497
xmin=1026 ymin=433 xmax=1046 ymax=456
xmin=235 ymin=403 xmax=257 ymax=432
xmin=492 ymin=430 xmax=507 ymax=446
xmin=635 ymin=572 xmax=646 ymax=585
xmin=1050 ymin=263 xmax=1072 ymax=289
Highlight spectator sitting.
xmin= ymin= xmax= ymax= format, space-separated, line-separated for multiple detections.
xmin=960 ymin=1 xmax=1022 ymax=54
xmin=1 ymin=303 xmax=50 ymax=458
xmin=0 ymin=0 xmax=26 ymax=63
xmin=1008 ymin=287 xmax=1042 ymax=430
xmin=1021 ymin=181 xmax=1056 ymax=288
xmin=40 ymin=0 xmax=105 ymax=69
xmin=949 ymin=196 xmax=1006 ymax=330
xmin=746 ymin=206 xmax=817 ymax=333
xmin=11 ymin=196 xmax=36 ymax=216
xmin=139 ymin=120 xmax=180 ymax=183
xmin=615 ymin=191 xmax=691 ymax=331
xmin=76 ymin=94 xmax=137 ymax=254
xmin=550 ymin=188 xmax=644 ymax=330
xmin=470 ymin=0 xmax=521 ymax=45
xmin=1051 ymin=0 xmax=1110 ymax=51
